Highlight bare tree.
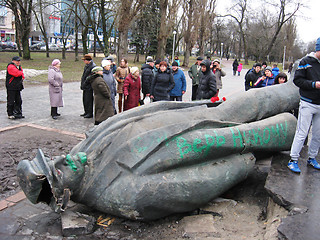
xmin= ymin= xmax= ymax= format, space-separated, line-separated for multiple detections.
xmin=1 ymin=0 xmax=33 ymax=59
xmin=198 ymin=0 xmax=216 ymax=57
xmin=116 ymin=0 xmax=146 ymax=64
xmin=222 ymin=0 xmax=249 ymax=64
xmin=182 ymin=0 xmax=199 ymax=67
xmin=156 ymin=0 xmax=179 ymax=60
xmin=264 ymin=0 xmax=302 ymax=56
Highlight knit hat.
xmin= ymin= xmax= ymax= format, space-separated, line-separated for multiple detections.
xmin=265 ymin=66 xmax=272 ymax=72
xmin=91 ymin=66 xmax=103 ymax=73
xmin=101 ymin=59 xmax=111 ymax=68
xmin=146 ymin=56 xmax=154 ymax=63
xmin=172 ymin=61 xmax=178 ymax=66
xmin=131 ymin=67 xmax=139 ymax=74
xmin=52 ymin=59 xmax=61 ymax=66
xmin=316 ymin=37 xmax=320 ymax=52
xmin=197 ymin=56 xmax=204 ymax=61
xmin=213 ymin=59 xmax=220 ymax=64
xmin=81 ymin=54 xmax=92 ymax=61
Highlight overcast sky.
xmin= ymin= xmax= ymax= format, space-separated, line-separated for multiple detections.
xmin=216 ymin=0 xmax=319 ymax=43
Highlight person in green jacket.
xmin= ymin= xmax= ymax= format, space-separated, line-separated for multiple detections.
xmin=188 ymin=56 xmax=203 ymax=100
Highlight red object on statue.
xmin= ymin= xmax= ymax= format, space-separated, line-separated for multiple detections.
xmin=210 ymin=97 xmax=219 ymax=103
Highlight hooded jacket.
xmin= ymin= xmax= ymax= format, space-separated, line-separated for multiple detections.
xmin=141 ymin=63 xmax=154 ymax=95
xmin=103 ymin=68 xmax=117 ymax=112
xmin=294 ymin=52 xmax=320 ymax=105
xmin=196 ymin=60 xmax=217 ymax=100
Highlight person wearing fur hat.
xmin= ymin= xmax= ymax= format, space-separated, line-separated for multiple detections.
xmin=253 ymin=66 xmax=275 ymax=88
xmin=273 ymin=72 xmax=287 ymax=85
xmin=48 ymin=59 xmax=63 ymax=119
xmin=123 ymin=67 xmax=141 ymax=111
xmin=101 ymin=59 xmax=117 ymax=114
xmin=288 ymin=37 xmax=320 ymax=173
xmin=86 ymin=66 xmax=114 ymax=125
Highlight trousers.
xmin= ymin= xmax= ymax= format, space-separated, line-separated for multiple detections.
xmin=82 ymin=89 xmax=93 ymax=115
xmin=7 ymin=90 xmax=22 ymax=116
xmin=290 ymin=100 xmax=320 ymax=161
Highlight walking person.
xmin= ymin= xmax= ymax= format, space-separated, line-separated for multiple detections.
xmin=237 ymin=63 xmax=243 ymax=76
xmin=115 ymin=58 xmax=130 ymax=112
xmin=232 ymin=59 xmax=239 ymax=76
xmin=6 ymin=56 xmax=25 ymax=119
xmin=123 ymin=67 xmax=141 ymax=111
xmin=150 ymin=61 xmax=175 ymax=102
xmin=288 ymin=37 xmax=320 ymax=173
xmin=101 ymin=59 xmax=117 ymax=114
xmin=188 ymin=57 xmax=203 ymax=101
xmin=80 ymin=54 xmax=96 ymax=118
xmin=48 ymin=59 xmax=63 ymax=120
xmin=212 ymin=59 xmax=226 ymax=97
xmin=87 ymin=66 xmax=114 ymax=125
xmin=170 ymin=61 xmax=186 ymax=101
xmin=196 ymin=59 xmax=217 ymax=100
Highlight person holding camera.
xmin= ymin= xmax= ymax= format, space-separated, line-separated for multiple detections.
xmin=211 ymin=59 xmax=226 ymax=97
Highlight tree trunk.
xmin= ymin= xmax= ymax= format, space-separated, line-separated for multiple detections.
xmin=183 ymin=45 xmax=191 ymax=67
xmin=117 ymin=29 xmax=129 ymax=65
xmin=156 ymin=0 xmax=169 ymax=60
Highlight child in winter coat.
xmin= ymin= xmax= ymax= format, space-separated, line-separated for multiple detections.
xmin=237 ymin=63 xmax=243 ymax=76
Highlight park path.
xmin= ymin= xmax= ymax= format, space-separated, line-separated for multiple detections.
xmin=0 ymin=58 xmax=247 ymax=133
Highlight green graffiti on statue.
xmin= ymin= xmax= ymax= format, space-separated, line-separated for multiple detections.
xmin=132 ymin=121 xmax=289 ymax=159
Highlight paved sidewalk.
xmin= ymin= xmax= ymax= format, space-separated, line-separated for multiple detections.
xmin=0 ymin=59 xmax=245 ymax=132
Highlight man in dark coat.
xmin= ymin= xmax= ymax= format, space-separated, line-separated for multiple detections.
xmin=6 ymin=56 xmax=25 ymax=119
xmin=244 ymin=63 xmax=262 ymax=91
xmin=196 ymin=59 xmax=217 ymax=100
xmin=80 ymin=54 xmax=96 ymax=118
xmin=141 ymin=57 xmax=154 ymax=102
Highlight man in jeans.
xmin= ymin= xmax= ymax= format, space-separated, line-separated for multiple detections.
xmin=288 ymin=37 xmax=320 ymax=173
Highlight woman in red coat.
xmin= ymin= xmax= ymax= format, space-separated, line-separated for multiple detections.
xmin=123 ymin=67 xmax=141 ymax=111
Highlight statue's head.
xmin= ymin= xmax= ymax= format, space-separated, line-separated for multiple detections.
xmin=17 ymin=149 xmax=87 ymax=212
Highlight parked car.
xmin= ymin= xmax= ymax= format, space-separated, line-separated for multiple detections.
xmin=5 ymin=41 xmax=17 ymax=49
xmin=40 ymin=43 xmax=60 ymax=51
xmin=30 ymin=42 xmax=45 ymax=50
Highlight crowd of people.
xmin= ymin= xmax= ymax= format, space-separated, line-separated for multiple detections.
xmin=4 ymin=37 xmax=320 ymax=174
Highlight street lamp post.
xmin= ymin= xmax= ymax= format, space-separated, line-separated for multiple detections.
xmin=220 ymin=42 xmax=224 ymax=61
xmin=172 ymin=30 xmax=177 ymax=64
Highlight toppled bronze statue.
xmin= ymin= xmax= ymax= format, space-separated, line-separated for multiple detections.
xmin=17 ymin=66 xmax=300 ymax=220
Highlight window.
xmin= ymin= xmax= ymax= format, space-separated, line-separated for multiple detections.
xmin=0 ymin=17 xmax=5 ymax=26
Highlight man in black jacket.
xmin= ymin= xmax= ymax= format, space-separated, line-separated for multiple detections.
xmin=196 ymin=59 xmax=217 ymax=100
xmin=141 ymin=57 xmax=154 ymax=102
xmin=80 ymin=54 xmax=96 ymax=118
xmin=244 ymin=63 xmax=262 ymax=91
xmin=288 ymin=37 xmax=320 ymax=173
